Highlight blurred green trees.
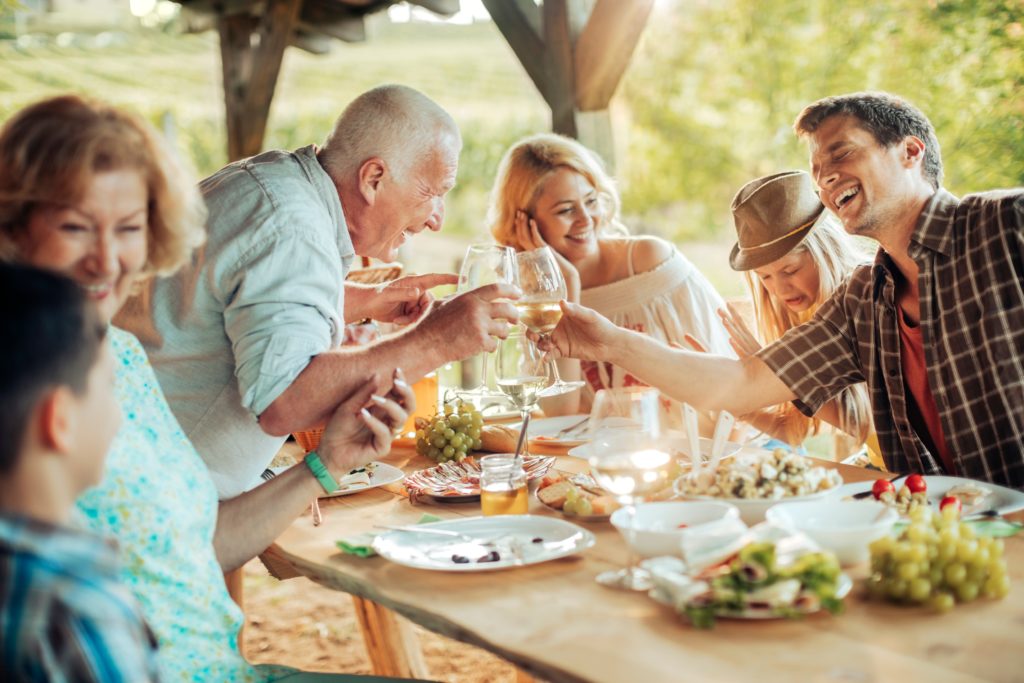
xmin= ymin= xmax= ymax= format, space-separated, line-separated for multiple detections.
xmin=621 ymin=0 xmax=1024 ymax=240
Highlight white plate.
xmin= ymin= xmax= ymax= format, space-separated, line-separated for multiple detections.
xmin=568 ymin=433 xmax=742 ymax=462
xmin=372 ymin=515 xmax=596 ymax=572
xmin=512 ymin=414 xmax=590 ymax=447
xmin=256 ymin=462 xmax=405 ymax=498
xmin=834 ymin=475 xmax=1024 ymax=517
xmin=648 ymin=572 xmax=852 ymax=620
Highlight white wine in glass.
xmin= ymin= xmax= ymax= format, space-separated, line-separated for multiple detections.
xmin=454 ymin=244 xmax=517 ymax=405
xmin=494 ymin=329 xmax=549 ymax=456
xmin=514 ymin=247 xmax=584 ymax=397
xmin=586 ymin=387 xmax=671 ymax=591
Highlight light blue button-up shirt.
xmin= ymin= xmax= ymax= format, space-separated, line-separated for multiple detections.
xmin=118 ymin=145 xmax=355 ymax=498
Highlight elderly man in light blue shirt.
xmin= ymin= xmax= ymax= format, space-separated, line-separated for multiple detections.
xmin=120 ymin=85 xmax=519 ymax=500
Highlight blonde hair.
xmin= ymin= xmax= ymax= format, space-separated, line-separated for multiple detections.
xmin=487 ymin=133 xmax=627 ymax=249
xmin=744 ymin=213 xmax=873 ymax=444
xmin=0 ymin=95 xmax=206 ymax=276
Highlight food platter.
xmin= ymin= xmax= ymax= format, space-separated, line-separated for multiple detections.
xmin=511 ymin=414 xmax=591 ymax=448
xmin=403 ymin=455 xmax=556 ymax=503
xmin=372 ymin=515 xmax=596 ymax=572
xmin=255 ymin=462 xmax=405 ymax=498
xmin=835 ymin=475 xmax=1024 ymax=518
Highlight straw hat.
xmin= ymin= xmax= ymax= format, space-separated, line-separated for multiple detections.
xmin=729 ymin=170 xmax=824 ymax=271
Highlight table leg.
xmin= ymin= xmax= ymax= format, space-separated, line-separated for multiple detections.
xmin=350 ymin=596 xmax=430 ymax=679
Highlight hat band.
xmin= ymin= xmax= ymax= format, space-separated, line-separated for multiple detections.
xmin=736 ymin=216 xmax=817 ymax=254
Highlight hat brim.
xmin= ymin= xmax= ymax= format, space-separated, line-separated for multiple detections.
xmin=728 ymin=208 xmax=824 ymax=272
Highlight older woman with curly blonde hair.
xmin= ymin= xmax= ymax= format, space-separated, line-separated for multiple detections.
xmin=488 ymin=132 xmax=733 ymax=416
xmin=0 ymin=95 xmax=412 ymax=682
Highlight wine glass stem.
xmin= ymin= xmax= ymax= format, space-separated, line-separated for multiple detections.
xmin=623 ymin=498 xmax=639 ymax=580
xmin=540 ymin=334 xmax=565 ymax=385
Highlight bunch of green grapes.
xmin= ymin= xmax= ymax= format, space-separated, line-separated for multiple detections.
xmin=415 ymin=399 xmax=484 ymax=464
xmin=866 ymin=504 xmax=1010 ymax=612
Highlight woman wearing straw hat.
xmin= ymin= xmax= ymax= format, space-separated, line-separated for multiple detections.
xmin=720 ymin=170 xmax=881 ymax=465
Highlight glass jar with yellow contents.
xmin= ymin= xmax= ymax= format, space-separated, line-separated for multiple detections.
xmin=480 ymin=454 xmax=528 ymax=516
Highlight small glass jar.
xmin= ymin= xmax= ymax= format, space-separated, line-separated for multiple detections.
xmin=480 ymin=454 xmax=528 ymax=516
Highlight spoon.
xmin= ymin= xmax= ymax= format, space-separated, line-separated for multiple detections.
xmin=682 ymin=403 xmax=702 ymax=472
xmin=703 ymin=410 xmax=735 ymax=485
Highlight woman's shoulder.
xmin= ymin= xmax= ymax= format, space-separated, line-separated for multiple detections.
xmin=626 ymin=236 xmax=675 ymax=275
xmin=108 ymin=326 xmax=148 ymax=363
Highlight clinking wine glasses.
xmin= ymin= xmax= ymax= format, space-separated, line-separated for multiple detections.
xmin=454 ymin=244 xmax=517 ymax=405
xmin=585 ymin=387 xmax=673 ymax=591
xmin=512 ymin=247 xmax=585 ymax=397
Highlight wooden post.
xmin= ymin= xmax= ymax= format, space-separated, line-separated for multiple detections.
xmin=351 ymin=596 xmax=431 ymax=679
xmin=217 ymin=0 xmax=303 ymax=161
xmin=482 ymin=0 xmax=655 ymax=170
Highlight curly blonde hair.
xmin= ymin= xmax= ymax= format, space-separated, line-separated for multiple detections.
xmin=487 ymin=133 xmax=626 ymax=249
xmin=0 ymin=94 xmax=205 ymax=276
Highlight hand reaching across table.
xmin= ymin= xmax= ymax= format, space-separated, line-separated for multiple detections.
xmin=717 ymin=304 xmax=762 ymax=359
xmin=416 ymin=281 xmax=521 ymax=357
xmin=348 ymin=273 xmax=459 ymax=325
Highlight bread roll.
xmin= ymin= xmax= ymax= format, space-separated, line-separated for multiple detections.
xmin=478 ymin=424 xmax=520 ymax=453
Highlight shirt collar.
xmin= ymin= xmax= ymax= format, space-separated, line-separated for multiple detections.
xmin=293 ymin=144 xmax=356 ymax=271
xmin=0 ymin=512 xmax=119 ymax=578
xmin=910 ymin=188 xmax=959 ymax=257
xmin=870 ymin=187 xmax=960 ymax=289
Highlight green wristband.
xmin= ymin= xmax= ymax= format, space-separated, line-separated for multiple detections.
xmin=304 ymin=451 xmax=338 ymax=494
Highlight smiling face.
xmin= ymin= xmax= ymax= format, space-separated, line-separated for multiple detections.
xmin=358 ymin=136 xmax=460 ymax=262
xmin=808 ymin=115 xmax=923 ymax=240
xmin=530 ymin=168 xmax=601 ymax=263
xmin=753 ymin=249 xmax=820 ymax=313
xmin=20 ymin=169 xmax=149 ymax=323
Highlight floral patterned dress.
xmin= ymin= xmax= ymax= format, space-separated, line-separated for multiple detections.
xmin=74 ymin=328 xmax=289 ymax=682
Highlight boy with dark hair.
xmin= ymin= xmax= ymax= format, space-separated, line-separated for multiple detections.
xmin=0 ymin=262 xmax=159 ymax=682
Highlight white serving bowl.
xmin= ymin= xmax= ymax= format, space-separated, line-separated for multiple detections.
xmin=766 ymin=500 xmax=899 ymax=566
xmin=678 ymin=488 xmax=839 ymax=526
xmin=610 ymin=501 xmax=739 ymax=558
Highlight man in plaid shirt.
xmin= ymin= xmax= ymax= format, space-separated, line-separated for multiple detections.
xmin=545 ymin=91 xmax=1023 ymax=489
xmin=0 ymin=264 xmax=159 ymax=682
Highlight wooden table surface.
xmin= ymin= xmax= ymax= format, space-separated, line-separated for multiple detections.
xmin=263 ymin=445 xmax=1024 ymax=683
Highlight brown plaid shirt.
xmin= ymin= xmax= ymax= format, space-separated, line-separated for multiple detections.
xmin=758 ymin=188 xmax=1024 ymax=490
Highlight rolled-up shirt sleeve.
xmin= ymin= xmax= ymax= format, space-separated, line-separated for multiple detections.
xmin=755 ymin=283 xmax=866 ymax=417
xmin=219 ymin=226 xmax=344 ymax=417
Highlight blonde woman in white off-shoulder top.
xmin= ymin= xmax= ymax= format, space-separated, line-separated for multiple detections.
xmin=488 ymin=133 xmax=733 ymax=416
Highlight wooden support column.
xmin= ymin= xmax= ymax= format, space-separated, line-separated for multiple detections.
xmin=218 ymin=0 xmax=303 ymax=161
xmin=483 ymin=0 xmax=655 ymax=169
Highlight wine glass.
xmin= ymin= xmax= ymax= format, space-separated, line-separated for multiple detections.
xmin=493 ymin=327 xmax=549 ymax=458
xmin=513 ymin=247 xmax=585 ymax=397
xmin=454 ymin=244 xmax=517 ymax=405
xmin=586 ymin=387 xmax=673 ymax=591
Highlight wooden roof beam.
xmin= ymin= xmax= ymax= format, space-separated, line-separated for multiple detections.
xmin=574 ymin=0 xmax=655 ymax=111
xmin=219 ymin=0 xmax=303 ymax=160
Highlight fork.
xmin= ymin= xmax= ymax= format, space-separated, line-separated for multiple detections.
xmin=311 ymin=497 xmax=322 ymax=526
xmin=554 ymin=416 xmax=590 ymax=439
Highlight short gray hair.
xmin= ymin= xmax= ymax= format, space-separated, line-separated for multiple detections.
xmin=320 ymin=84 xmax=460 ymax=182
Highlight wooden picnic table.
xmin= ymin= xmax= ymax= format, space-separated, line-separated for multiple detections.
xmin=261 ymin=444 xmax=1024 ymax=683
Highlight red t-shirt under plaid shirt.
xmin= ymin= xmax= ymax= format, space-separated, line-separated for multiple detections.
xmin=757 ymin=188 xmax=1024 ymax=490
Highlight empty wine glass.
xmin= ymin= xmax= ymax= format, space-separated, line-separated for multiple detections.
xmin=493 ymin=327 xmax=549 ymax=458
xmin=586 ymin=387 xmax=673 ymax=591
xmin=513 ymin=247 xmax=584 ymax=397
xmin=454 ymin=244 xmax=517 ymax=404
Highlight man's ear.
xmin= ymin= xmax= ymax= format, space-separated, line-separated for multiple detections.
xmin=36 ymin=387 xmax=75 ymax=455
xmin=902 ymin=135 xmax=926 ymax=170
xmin=357 ymin=158 xmax=387 ymax=205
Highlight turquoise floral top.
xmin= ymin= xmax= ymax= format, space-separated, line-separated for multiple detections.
xmin=75 ymin=328 xmax=291 ymax=682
